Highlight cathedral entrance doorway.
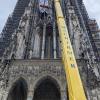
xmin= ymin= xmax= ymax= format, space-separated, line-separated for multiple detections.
xmin=7 ymin=77 xmax=28 ymax=100
xmin=33 ymin=78 xmax=61 ymax=100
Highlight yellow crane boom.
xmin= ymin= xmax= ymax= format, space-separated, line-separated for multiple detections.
xmin=54 ymin=0 xmax=87 ymax=100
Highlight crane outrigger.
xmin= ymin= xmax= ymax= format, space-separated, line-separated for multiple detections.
xmin=54 ymin=0 xmax=87 ymax=100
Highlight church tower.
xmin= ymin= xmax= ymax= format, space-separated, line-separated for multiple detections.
xmin=0 ymin=0 xmax=100 ymax=100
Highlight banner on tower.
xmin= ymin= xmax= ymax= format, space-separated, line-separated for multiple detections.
xmin=39 ymin=0 xmax=49 ymax=13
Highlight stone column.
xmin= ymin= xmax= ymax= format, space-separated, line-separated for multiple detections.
xmin=33 ymin=33 xmax=40 ymax=58
xmin=61 ymin=91 xmax=67 ymax=100
xmin=53 ymin=21 xmax=57 ymax=59
xmin=29 ymin=28 xmax=35 ymax=59
xmin=68 ymin=14 xmax=73 ymax=39
xmin=58 ymin=37 xmax=62 ymax=57
xmin=27 ymin=91 xmax=33 ymax=100
xmin=27 ymin=96 xmax=33 ymax=100
xmin=41 ymin=23 xmax=46 ymax=59
xmin=0 ymin=94 xmax=3 ymax=100
xmin=1 ymin=92 xmax=8 ymax=100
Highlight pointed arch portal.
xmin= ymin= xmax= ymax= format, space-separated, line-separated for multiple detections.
xmin=7 ymin=77 xmax=28 ymax=100
xmin=33 ymin=78 xmax=61 ymax=100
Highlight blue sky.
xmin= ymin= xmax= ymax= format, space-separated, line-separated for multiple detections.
xmin=84 ymin=0 xmax=100 ymax=27
xmin=0 ymin=0 xmax=17 ymax=32
xmin=0 ymin=0 xmax=100 ymax=33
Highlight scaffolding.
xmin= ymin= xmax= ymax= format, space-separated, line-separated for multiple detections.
xmin=60 ymin=0 xmax=100 ymax=89
xmin=88 ymin=19 xmax=100 ymax=57
xmin=0 ymin=0 xmax=30 ymax=57
xmin=75 ymin=0 xmax=100 ymax=61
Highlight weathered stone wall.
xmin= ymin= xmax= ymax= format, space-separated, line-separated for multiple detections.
xmin=0 ymin=59 xmax=67 ymax=100
xmin=77 ymin=60 xmax=100 ymax=100
xmin=0 ymin=59 xmax=100 ymax=100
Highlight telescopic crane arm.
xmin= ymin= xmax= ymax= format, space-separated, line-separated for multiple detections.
xmin=54 ymin=0 xmax=87 ymax=100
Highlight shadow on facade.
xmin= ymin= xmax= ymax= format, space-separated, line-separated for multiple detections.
xmin=7 ymin=77 xmax=28 ymax=100
xmin=33 ymin=76 xmax=61 ymax=100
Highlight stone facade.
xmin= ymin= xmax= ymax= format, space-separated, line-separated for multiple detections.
xmin=0 ymin=59 xmax=100 ymax=100
xmin=0 ymin=0 xmax=100 ymax=100
xmin=0 ymin=59 xmax=67 ymax=100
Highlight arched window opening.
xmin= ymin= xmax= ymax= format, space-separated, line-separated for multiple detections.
xmin=33 ymin=78 xmax=61 ymax=100
xmin=7 ymin=77 xmax=28 ymax=100
xmin=45 ymin=24 xmax=53 ymax=58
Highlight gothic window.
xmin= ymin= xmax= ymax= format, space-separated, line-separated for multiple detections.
xmin=45 ymin=24 xmax=53 ymax=58
xmin=7 ymin=77 xmax=28 ymax=100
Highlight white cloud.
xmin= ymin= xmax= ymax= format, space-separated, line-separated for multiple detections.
xmin=83 ymin=0 xmax=100 ymax=28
